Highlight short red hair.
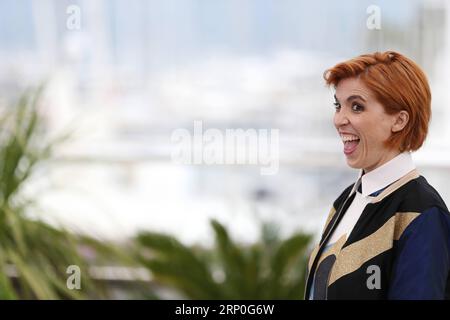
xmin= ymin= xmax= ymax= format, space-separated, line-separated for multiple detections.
xmin=324 ymin=51 xmax=431 ymax=152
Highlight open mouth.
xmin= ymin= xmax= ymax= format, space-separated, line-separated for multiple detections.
xmin=340 ymin=134 xmax=360 ymax=155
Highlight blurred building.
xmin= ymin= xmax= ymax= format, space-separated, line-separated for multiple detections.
xmin=0 ymin=0 xmax=449 ymax=245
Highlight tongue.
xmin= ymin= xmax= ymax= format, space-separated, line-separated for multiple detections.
xmin=344 ymin=140 xmax=359 ymax=153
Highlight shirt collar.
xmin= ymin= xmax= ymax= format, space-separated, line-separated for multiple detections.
xmin=351 ymin=152 xmax=416 ymax=198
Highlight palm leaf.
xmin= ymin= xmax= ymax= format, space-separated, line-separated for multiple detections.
xmin=136 ymin=232 xmax=221 ymax=299
xmin=136 ymin=219 xmax=312 ymax=299
xmin=0 ymin=87 xmax=118 ymax=299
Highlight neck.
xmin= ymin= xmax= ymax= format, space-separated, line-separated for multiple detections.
xmin=363 ymin=150 xmax=402 ymax=174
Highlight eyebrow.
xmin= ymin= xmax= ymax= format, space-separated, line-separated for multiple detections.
xmin=334 ymin=94 xmax=367 ymax=103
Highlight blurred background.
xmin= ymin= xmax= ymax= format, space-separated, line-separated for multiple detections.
xmin=0 ymin=0 xmax=450 ymax=299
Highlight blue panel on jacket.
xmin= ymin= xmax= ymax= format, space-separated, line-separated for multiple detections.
xmin=388 ymin=207 xmax=450 ymax=299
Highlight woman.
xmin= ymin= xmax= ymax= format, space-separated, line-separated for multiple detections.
xmin=305 ymin=51 xmax=450 ymax=300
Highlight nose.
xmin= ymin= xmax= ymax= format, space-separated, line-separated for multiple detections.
xmin=334 ymin=108 xmax=350 ymax=129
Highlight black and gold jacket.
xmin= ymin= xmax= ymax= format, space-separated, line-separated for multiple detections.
xmin=305 ymin=169 xmax=450 ymax=300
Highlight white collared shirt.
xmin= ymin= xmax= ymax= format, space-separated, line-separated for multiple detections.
xmin=327 ymin=152 xmax=416 ymax=245
xmin=309 ymin=152 xmax=417 ymax=299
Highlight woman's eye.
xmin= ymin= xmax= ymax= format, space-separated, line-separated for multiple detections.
xmin=333 ymin=102 xmax=341 ymax=110
xmin=352 ymin=104 xmax=364 ymax=112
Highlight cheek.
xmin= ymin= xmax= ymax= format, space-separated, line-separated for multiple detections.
xmin=358 ymin=114 xmax=392 ymax=142
xmin=333 ymin=113 xmax=339 ymax=128
xmin=363 ymin=124 xmax=392 ymax=148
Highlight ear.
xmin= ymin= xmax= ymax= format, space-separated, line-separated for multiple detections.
xmin=392 ymin=110 xmax=409 ymax=133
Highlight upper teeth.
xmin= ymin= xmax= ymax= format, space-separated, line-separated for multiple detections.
xmin=341 ymin=134 xmax=359 ymax=142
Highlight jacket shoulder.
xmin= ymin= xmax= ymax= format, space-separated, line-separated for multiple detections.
xmin=333 ymin=183 xmax=355 ymax=209
xmin=398 ymin=176 xmax=449 ymax=213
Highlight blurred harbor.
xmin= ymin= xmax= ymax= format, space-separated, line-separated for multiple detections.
xmin=1 ymin=0 xmax=450 ymax=248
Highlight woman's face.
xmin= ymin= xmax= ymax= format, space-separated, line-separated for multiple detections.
xmin=333 ymin=77 xmax=401 ymax=173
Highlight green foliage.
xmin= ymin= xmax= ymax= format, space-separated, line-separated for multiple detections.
xmin=0 ymin=88 xmax=104 ymax=299
xmin=0 ymin=86 xmax=312 ymax=300
xmin=135 ymin=219 xmax=312 ymax=299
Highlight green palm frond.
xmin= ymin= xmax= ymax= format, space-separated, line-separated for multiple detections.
xmin=136 ymin=232 xmax=221 ymax=299
xmin=0 ymin=88 xmax=109 ymax=299
xmin=136 ymin=219 xmax=312 ymax=300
